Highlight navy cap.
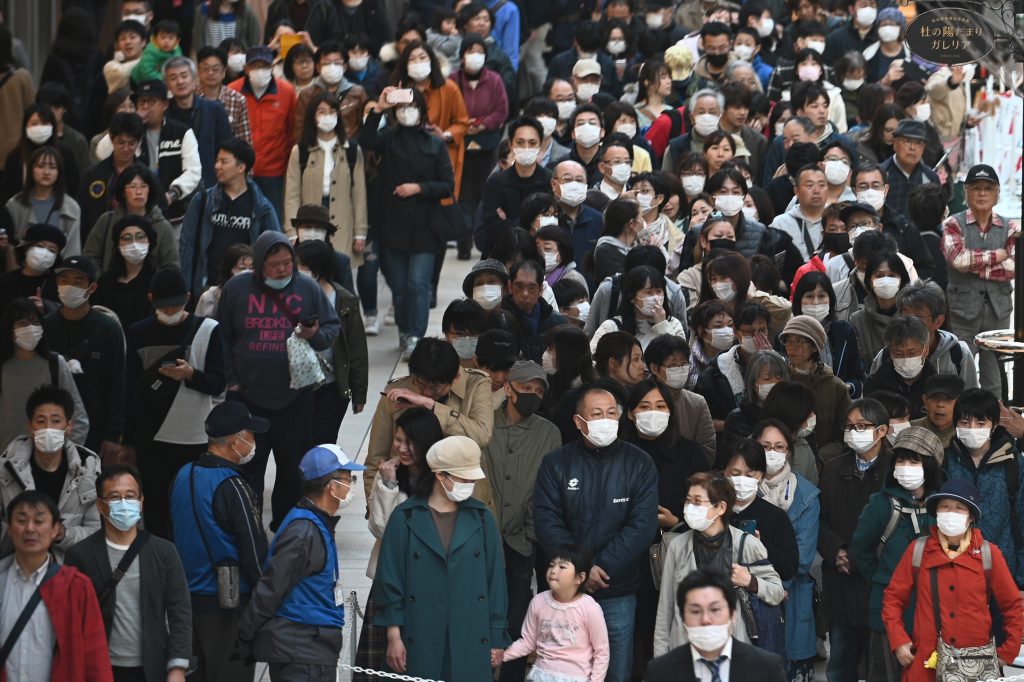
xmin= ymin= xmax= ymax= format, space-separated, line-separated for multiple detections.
xmin=964 ymin=164 xmax=999 ymax=186
xmin=839 ymin=202 xmax=878 ymax=223
xmin=893 ymin=119 xmax=927 ymax=141
xmin=133 ymin=79 xmax=167 ymax=100
xmin=205 ymin=401 xmax=270 ymax=438
xmin=299 ymin=444 xmax=365 ymax=480
xmin=925 ymin=479 xmax=982 ymax=520
xmin=922 ymin=374 xmax=965 ymax=399
xmin=475 ymin=329 xmax=518 ymax=369
xmin=54 ymin=255 xmax=97 ymax=282
xmin=150 ymin=269 xmax=189 ymax=308
xmin=246 ymin=46 xmax=275 ymax=65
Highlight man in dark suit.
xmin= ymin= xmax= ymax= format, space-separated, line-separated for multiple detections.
xmin=644 ymin=569 xmax=787 ymax=682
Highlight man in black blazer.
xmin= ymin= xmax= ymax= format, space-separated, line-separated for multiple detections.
xmin=65 ymin=464 xmax=193 ymax=682
xmin=644 ymin=569 xmax=787 ymax=682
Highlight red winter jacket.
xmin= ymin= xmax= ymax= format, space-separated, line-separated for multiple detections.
xmin=229 ymin=76 xmax=296 ymax=177
xmin=0 ymin=563 xmax=112 ymax=682
xmin=882 ymin=527 xmax=1024 ymax=682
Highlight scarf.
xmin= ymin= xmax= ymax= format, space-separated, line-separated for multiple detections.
xmin=694 ymin=528 xmax=733 ymax=577
xmin=637 ymin=215 xmax=669 ymax=249
xmin=759 ymin=463 xmax=796 ymax=512
xmin=938 ymin=531 xmax=971 ymax=560
xmin=545 ymin=264 xmax=569 ymax=286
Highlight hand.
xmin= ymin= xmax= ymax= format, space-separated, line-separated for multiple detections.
xmin=657 ymin=505 xmax=679 ymax=528
xmin=166 ymin=191 xmax=178 ymax=205
xmin=167 ymin=668 xmax=186 ymax=682
xmin=352 ymin=238 xmax=366 ymax=254
xmin=949 ymin=64 xmax=965 ymax=85
xmin=650 ymin=300 xmax=666 ymax=324
xmin=227 ymin=384 xmax=242 ymax=393
xmin=490 ymin=649 xmax=504 ymax=668
xmin=386 ymin=629 xmax=407 ymax=673
xmin=394 ymin=183 xmax=421 ymax=198
xmin=894 ymin=643 xmax=915 ymax=667
xmin=353 ymin=403 xmax=365 ymax=414
xmin=584 ymin=565 xmax=610 ymax=593
xmin=496 ymin=207 xmax=507 ymax=221
xmin=386 ymin=388 xmax=433 ymax=409
xmin=158 ymin=359 xmax=195 ymax=382
xmin=467 ymin=123 xmax=485 ymax=136
xmin=120 ymin=446 xmax=137 ymax=467
xmin=425 ymin=123 xmax=445 ymax=139
xmin=994 ymin=248 xmax=1009 ymax=263
xmin=99 ymin=441 xmax=122 ymax=467
xmin=730 ymin=563 xmax=753 ymax=588
xmin=836 ymin=548 xmax=851 ymax=574
xmin=378 ymin=457 xmax=400 ymax=482
xmin=883 ymin=60 xmax=904 ymax=85
xmin=1000 ymin=402 xmax=1024 ymax=439
xmin=28 ymin=287 xmax=43 ymax=314
xmin=298 ymin=31 xmax=316 ymax=49
xmin=295 ymin=320 xmax=319 ymax=340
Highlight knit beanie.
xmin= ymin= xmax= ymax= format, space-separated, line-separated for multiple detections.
xmin=781 ymin=315 xmax=826 ymax=352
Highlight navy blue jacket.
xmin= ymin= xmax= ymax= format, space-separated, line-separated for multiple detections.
xmin=167 ymin=96 xmax=233 ymax=189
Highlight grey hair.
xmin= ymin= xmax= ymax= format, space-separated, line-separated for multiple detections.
xmin=883 ymin=315 xmax=930 ymax=348
xmin=207 ymin=434 xmax=233 ymax=447
xmin=163 ymin=55 xmax=197 ymax=78
xmin=724 ymin=62 xmax=763 ymax=92
xmin=689 ymin=88 xmax=725 ymax=114
xmin=744 ymin=350 xmax=790 ymax=405
xmin=896 ymin=280 xmax=946 ymax=319
xmin=847 ymin=397 xmax=889 ymax=427
xmin=788 ymin=116 xmax=817 ymax=135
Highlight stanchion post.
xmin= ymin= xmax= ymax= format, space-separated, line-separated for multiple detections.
xmin=1016 ymin=231 xmax=1024 ymax=405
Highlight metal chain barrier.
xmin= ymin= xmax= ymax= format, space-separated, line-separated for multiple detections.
xmin=987 ymin=675 xmax=1024 ymax=682
xmin=338 ymin=664 xmax=445 ymax=681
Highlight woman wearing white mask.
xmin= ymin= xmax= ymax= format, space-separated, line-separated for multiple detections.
xmin=881 ymin=478 xmax=1024 ymax=682
xmin=0 ymin=298 xmax=89 ymax=449
xmin=92 ymin=215 xmax=158 ymax=330
xmin=678 ymin=215 xmax=735 ymax=310
xmin=850 ymin=426 xmax=943 ymax=682
xmin=643 ymin=334 xmax=717 ymax=459
xmin=833 ymin=51 xmax=868 ymax=130
xmin=943 ymin=388 xmax=1024 ymax=586
xmin=534 ymin=225 xmax=589 ymax=294
xmin=5 ymin=147 xmax=81 ymax=263
xmin=851 ymin=251 xmax=910 ymax=371
xmin=687 ymin=300 xmax=733 ymax=389
xmin=630 ymin=171 xmax=683 ymax=261
xmin=652 ymin=471 xmax=785 ymax=656
xmin=723 ymin=349 xmax=789 ymax=440
xmin=698 ymin=252 xmax=792 ymax=339
xmin=284 ymin=92 xmax=369 ymax=268
xmin=634 ymin=60 xmax=674 ymax=132
xmin=593 ymin=197 xmax=644 ymax=283
xmin=361 ymin=86 xmax=455 ymax=357
xmin=761 ymin=380 xmax=821 ymax=484
xmin=0 ymin=104 xmax=80 ymax=204
xmin=590 ymin=265 xmax=685 ymax=353
xmin=0 ymin=224 xmax=65 ymax=314
xmin=751 ymin=418 xmax=821 ymax=680
xmin=371 ymin=435 xmax=509 ymax=681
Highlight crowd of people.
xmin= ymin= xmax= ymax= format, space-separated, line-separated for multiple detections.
xmin=0 ymin=0 xmax=1020 ymax=680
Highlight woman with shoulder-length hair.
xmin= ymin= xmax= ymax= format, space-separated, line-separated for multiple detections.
xmin=372 ymin=435 xmax=509 ymax=681
xmin=285 ymin=91 xmax=369 ymax=268
xmin=590 ymin=265 xmax=687 ymax=352
xmin=700 ymin=251 xmax=792 ymax=338
xmin=4 ymin=146 xmax=81 ymax=262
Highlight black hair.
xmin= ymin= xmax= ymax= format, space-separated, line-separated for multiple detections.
xmin=114 ymin=163 xmax=161 ymax=212
xmin=51 ymin=7 xmax=97 ymax=62
xmin=519 ymin=193 xmax=560 ymax=231
xmin=700 ymin=21 xmax=732 ymax=39
xmin=96 ymin=464 xmax=144 ymax=498
xmin=624 ymin=377 xmax=679 ymax=444
xmin=197 ymin=46 xmax=227 ymax=67
xmin=690 ymin=300 xmax=731 ymax=336
xmin=534 ymin=226 xmax=575 ymax=265
xmin=392 ymin=39 xmax=445 ymax=88
xmin=734 ymin=300 xmax=771 ymax=329
xmin=6 ymin=490 xmax=61 ymax=526
xmin=36 ymin=82 xmax=71 ymax=112
xmin=594 ymin=330 xmax=641 ymax=377
xmin=573 ymin=20 xmax=604 ymax=52
xmin=792 ymin=80 xmax=829 ymax=111
xmin=675 ymin=568 xmax=737 ymax=616
xmin=889 ymin=445 xmax=944 ymax=493
xmin=785 ymin=141 xmax=822 ymax=178
xmin=545 ymin=325 xmax=597 ymax=406
xmin=109 ymin=111 xmax=146 ymax=141
xmin=18 ymin=146 xmax=66 ymax=211
xmin=295 ymin=239 xmax=336 ymax=281
xmin=395 ymin=406 xmax=443 ymax=495
xmin=551 ymin=278 xmax=589 ymax=309
xmin=154 ymin=19 xmax=180 ymax=37
xmin=864 ymin=249 xmax=910 ymax=295
xmin=524 ymin=97 xmax=558 ymax=120
xmin=0 ymin=298 xmax=50 ymax=364
xmin=750 ymin=254 xmax=785 ymax=298
xmin=109 ymin=214 xmax=157 ymax=278
xmin=217 ymin=137 xmax=256 ymax=174
xmin=571 ymin=102 xmax=604 ymax=129
xmin=751 ymin=417 xmax=795 ymax=454
xmin=218 ymin=243 xmax=253 ymax=285
xmin=791 ymin=271 xmax=836 ymax=317
xmin=300 ymin=92 xmax=345 ymax=149
xmin=623 ymin=244 xmax=668 ymax=274
xmin=600 ymin=132 xmax=634 ymax=161
xmin=303 ymin=471 xmax=342 ymax=496
xmin=602 ymin=101 xmax=639 ymax=133
xmin=699 ymin=252 xmax=752 ymax=306
xmin=795 ymin=19 xmax=826 ymax=38
xmin=869 ymin=389 xmax=912 ymax=420
xmin=315 ymin=40 xmax=345 ymax=62
xmin=455 ymin=3 xmax=494 ymax=33
xmin=953 ymin=388 xmax=1000 ymax=428
xmin=747 ymin=186 xmax=775 ymax=225
xmin=283 ymin=43 xmax=315 ymax=82
xmin=644 ymin=334 xmax=690 ymax=368
xmin=705 ymin=166 xmax=748 ymax=196
xmin=492 ymin=227 xmax=541 ymax=268
xmin=602 ymin=197 xmax=640 ymax=239
xmin=761 ymin=381 xmax=815 ymax=435
xmin=715 ymin=438 xmax=769 ymax=475
xmin=26 ymin=385 xmax=75 ymax=421
xmin=345 ymin=33 xmax=373 ymax=53
xmin=548 ymin=544 xmax=594 ymax=594
xmin=617 ymin=265 xmax=670 ymax=334
xmin=507 ymin=116 xmax=544 ymax=143
xmin=442 ymin=299 xmax=487 ymax=335
xmin=510 ymin=258 xmax=544 ymax=285
xmin=100 ymin=90 xmax=134 ymax=132
xmin=408 ymin=337 xmax=461 ymax=385
xmin=908 ymin=184 xmax=947 ymax=236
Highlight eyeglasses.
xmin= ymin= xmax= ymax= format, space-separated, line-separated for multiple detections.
xmin=103 ymin=493 xmax=140 ymax=503
xmin=845 ymin=423 xmax=877 ymax=432
xmin=119 ymin=232 xmax=150 ymax=244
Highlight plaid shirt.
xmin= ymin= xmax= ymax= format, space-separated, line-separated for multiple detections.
xmin=941 ymin=208 xmax=1020 ymax=282
xmin=198 ymin=84 xmax=252 ymax=146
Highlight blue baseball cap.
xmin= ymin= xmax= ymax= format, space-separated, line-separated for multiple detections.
xmin=299 ymin=444 xmax=365 ymax=481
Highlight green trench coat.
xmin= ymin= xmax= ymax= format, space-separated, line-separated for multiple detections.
xmin=371 ymin=496 xmax=510 ymax=681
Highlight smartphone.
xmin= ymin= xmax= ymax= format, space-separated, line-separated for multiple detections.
xmin=302 ymin=315 xmax=319 ymax=327
xmin=734 ymin=519 xmax=758 ymax=535
xmin=160 ymin=360 xmax=178 ymax=368
xmin=387 ymin=88 xmax=414 ymax=104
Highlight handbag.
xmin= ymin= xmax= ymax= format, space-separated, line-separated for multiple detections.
xmin=929 ymin=561 xmax=1002 ymax=681
xmin=736 ymin=532 xmax=787 ymax=660
xmin=434 ymin=198 xmax=472 ymax=242
xmin=649 ymin=522 xmax=685 ymax=589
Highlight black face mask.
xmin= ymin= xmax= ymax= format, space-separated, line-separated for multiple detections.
xmin=512 ymin=389 xmax=543 ymax=418
xmin=823 ymin=232 xmax=850 ymax=253
xmin=706 ymin=52 xmax=729 ymax=68
xmin=708 ymin=238 xmax=736 ymax=251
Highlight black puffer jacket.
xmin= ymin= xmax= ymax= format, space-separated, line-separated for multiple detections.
xmin=533 ymin=438 xmax=659 ymax=600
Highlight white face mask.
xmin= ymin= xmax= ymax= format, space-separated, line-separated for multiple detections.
xmin=536 ymin=116 xmax=557 ymax=138
xmin=645 ymin=12 xmax=664 ymax=29
xmin=575 ymin=123 xmax=601 ymax=148
xmin=234 ymin=435 xmax=257 ymax=465
xmin=757 ymin=18 xmax=775 ymax=37
xmin=606 ymin=39 xmax=627 ymax=55
xmin=25 ymin=246 xmax=57 ymax=272
xmin=843 ymin=78 xmax=865 ymax=91
xmin=893 ymin=354 xmax=925 ymax=380
xmin=741 ymin=205 xmax=758 ymax=222
xmin=26 ymin=125 xmax=53 ymax=145
xmin=894 ymin=464 xmax=925 ymax=491
xmin=538 ymin=215 xmax=560 ymax=228
xmin=707 ymin=326 xmax=735 ymax=350
xmin=396 ymin=107 xmax=421 ymax=127
xmin=845 ymin=428 xmax=879 ymax=454
xmin=731 ymin=475 xmax=759 ymax=501
xmin=610 ymin=162 xmax=632 ymax=185
xmin=872 ymin=276 xmax=901 ymax=300
xmin=636 ymin=192 xmax=654 ymax=212
xmin=556 ymin=100 xmax=577 ymax=121
xmin=886 ymin=420 xmax=911 ymax=445
xmin=542 ymin=250 xmax=559 ymax=273
xmin=119 ymin=242 xmax=149 ymax=264
xmin=798 ymin=414 xmax=817 ymax=438
xmin=856 ymin=188 xmax=885 ymax=212
xmin=472 ymin=284 xmax=503 ymax=310
xmin=856 ymin=6 xmax=877 ymax=26
xmin=13 ymin=324 xmax=43 ymax=352
xmin=58 ymin=284 xmax=90 ymax=309
xmin=248 ymin=68 xmax=273 ymax=89
xmin=514 ymin=147 xmax=540 ymax=167
xmin=574 ymin=300 xmax=590 ymax=322
xmin=741 ymin=336 xmax=760 ymax=355
xmin=693 ymin=113 xmax=720 ymax=137
xmin=733 ymin=44 xmax=754 ymax=61
xmin=408 ymin=61 xmax=432 ymax=82
xmin=329 ymin=480 xmax=352 ymax=512
xmin=34 ymin=427 xmax=66 ymax=453
xmin=756 ymin=382 xmax=774 ymax=402
xmin=848 ymin=226 xmax=871 ymax=244
xmin=913 ymin=103 xmax=931 ymax=122
xmin=824 ymin=160 xmax=851 ymax=185
xmin=686 ymin=623 xmax=731 ymax=652
xmin=559 ymin=181 xmax=588 ymax=207
xmin=805 ymin=39 xmax=826 ymax=54
xmin=635 ymin=410 xmax=670 ymax=437
xmin=298 ymin=227 xmax=328 ymax=242
xmin=542 ymin=349 xmax=557 ymax=374
xmin=714 ymin=194 xmax=743 ymax=217
xmin=877 ymin=25 xmax=901 ymax=43
xmin=123 ymin=12 xmax=150 ymax=25
xmin=765 ymin=449 xmax=787 ymax=475
xmin=317 ymin=114 xmax=338 ymax=133
xmin=683 ymin=503 xmax=715 ymax=532
xmin=681 ymin=175 xmax=706 ymax=196
xmin=712 ymin=281 xmax=736 ymax=302
xmin=664 ymin=365 xmax=690 ymax=389
xmin=464 ymin=52 xmax=486 ymax=73
xmin=580 ymin=418 xmax=618 ymax=447
xmin=442 ymin=474 xmax=476 ymax=502
xmin=320 ymin=63 xmax=345 ymax=85
xmin=451 ymin=336 xmax=478 ymax=360
xmin=576 ymin=83 xmax=600 ymax=101
xmin=348 ymin=55 xmax=369 ymax=71
xmin=803 ymin=303 xmax=829 ymax=322
xmin=156 ymin=309 xmax=187 ymax=325
xmin=935 ymin=510 xmax=970 ymax=537
xmin=228 ymin=53 xmax=247 ymax=72
xmin=957 ymin=427 xmax=991 ymax=450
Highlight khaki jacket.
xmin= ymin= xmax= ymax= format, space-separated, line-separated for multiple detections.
xmin=925 ymin=67 xmax=968 ymax=141
xmin=362 ymin=368 xmax=494 ymax=500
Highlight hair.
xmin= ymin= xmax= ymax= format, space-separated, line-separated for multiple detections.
xmin=218 ymin=243 xmax=252 ymax=285
xmin=747 ymin=186 xmax=775 ymax=225
xmin=734 ymin=301 xmax=771 ymax=330
xmin=851 ymin=230 xmax=893 ymax=266
xmin=768 ymin=102 xmax=794 ymax=141
xmin=492 ymin=226 xmax=541 ymax=268
xmin=700 ymin=20 xmax=732 ymax=39
xmin=716 ymin=437 xmax=769 ymax=475
xmin=616 ymin=265 xmax=672 ymax=334
xmin=283 ymin=43 xmax=315 ymax=82
xmin=345 ymin=32 xmax=373 ymax=53
xmin=850 ymin=162 xmax=889 ymax=190
xmin=881 ymin=314 xmax=930 ymax=351
xmin=791 ymin=271 xmax=836 ymax=318
xmin=394 ymin=407 xmax=442 ymax=495
xmin=456 ymin=2 xmax=495 ymax=33
xmin=96 ymin=463 xmax=143 ymax=498
xmin=594 ymin=331 xmax=641 ymax=378
xmin=114 ymin=163 xmax=160 ymax=212
xmin=794 ymin=19 xmax=826 ymax=39
xmin=301 ymin=92 xmax=346 ymax=150
xmin=519 ymin=193 xmax=560 ymax=231
xmin=535 ymin=225 xmax=575 ymax=265
xmin=0 ymin=25 xmax=13 ymax=71
xmin=953 ymin=388 xmax=1000 ymax=428
xmin=100 ymin=89 xmax=134 ymax=132
xmin=896 ymin=280 xmax=946 ymax=320
xmin=548 ymin=545 xmax=594 ymax=594
xmin=551 ymin=278 xmax=589 ymax=309
xmin=408 ymin=337 xmax=461 ymax=385
xmin=602 ymin=101 xmax=639 ymax=133
xmin=677 ymin=151 xmax=709 ymax=178
xmin=687 ymin=471 xmax=736 ymax=516
xmin=25 ymin=385 xmax=75 ymax=422
xmin=6 ymin=490 xmax=61 ymax=526
xmin=638 ymin=59 xmax=668 ymax=101
xmin=846 ymin=397 xmax=889 ymax=428
xmin=36 ymin=82 xmax=71 ymax=112
xmin=622 ymin=244 xmax=668 ymax=274
xmin=442 ymin=299 xmax=487 ymax=335
xmin=602 ymin=197 xmax=640 ymax=239
xmin=51 ymin=7 xmax=96 ymax=61
xmin=702 ymin=130 xmax=736 ymax=159
xmin=303 ymin=470 xmax=342 ymax=496
xmin=793 ymin=48 xmax=826 ymax=81
xmin=524 ymin=97 xmax=558 ymax=121
xmin=197 ymin=45 xmax=227 ymax=68
xmin=644 ymin=333 xmax=691 ymax=368
xmin=889 ymin=444 xmax=944 ymax=493
xmin=18 ymin=146 xmax=66 ymax=210
xmin=625 ymin=377 xmax=679 ymax=445
xmin=869 ymin=389 xmax=913 ymax=420
xmin=751 ymin=417 xmax=795 ymax=452
xmin=510 ymin=258 xmax=544 ymax=286
xmin=895 ymin=81 xmax=926 ymax=109
xmin=785 ymin=141 xmax=822 ymax=177
xmin=744 ymin=350 xmax=789 ymax=406
xmin=762 ymin=381 xmax=815 ymax=434
xmin=508 ymin=116 xmax=544 ymax=143
xmin=705 ymin=166 xmax=747 ymax=196
xmin=0 ymin=298 xmax=50 ymax=364
xmin=865 ymin=249 xmax=910 ymax=297
xmin=794 ymin=162 xmax=826 ymax=186
xmin=689 ymin=300 xmax=730 ymax=336
xmin=856 ymin=82 xmax=894 ymax=127
xmin=295 ymin=239 xmax=336 ymax=281
xmin=750 ymin=254 xmax=784 ymax=297
xmin=675 ymin=567 xmax=737 ymax=616
xmin=834 ymin=50 xmax=867 ymax=82
xmin=700 ymin=252 xmax=751 ymax=305
xmin=689 ymin=88 xmax=725 ymax=115
xmin=573 ymin=19 xmax=604 ymax=52
xmin=392 ymin=39 xmax=444 ymax=88
xmin=546 ymin=325 xmax=597 ymax=404
xmin=108 ymin=111 xmax=146 ymax=143
xmin=907 ymin=184 xmax=947 ymax=236
xmin=109 ymin=214 xmax=156 ymax=278
xmin=599 ymin=132 xmax=634 ymax=162
xmin=162 ymin=55 xmax=197 ymax=79
xmin=865 ymin=103 xmax=907 ymax=155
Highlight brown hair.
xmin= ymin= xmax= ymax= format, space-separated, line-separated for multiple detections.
xmin=687 ymin=471 xmax=736 ymax=516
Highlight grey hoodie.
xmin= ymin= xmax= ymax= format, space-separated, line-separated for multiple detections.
xmin=869 ymin=328 xmax=979 ymax=388
xmin=217 ymin=232 xmax=340 ymax=410
xmin=769 ymin=203 xmax=824 ymax=262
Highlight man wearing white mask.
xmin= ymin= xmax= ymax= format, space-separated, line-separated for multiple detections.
xmin=0 ymin=386 xmax=100 ymax=560
xmin=170 ymin=400 xmax=270 ymax=682
xmin=534 ymin=386 xmax=658 ymax=682
xmin=823 ymin=0 xmax=879 ymax=63
xmin=524 ymin=98 xmax=570 ymax=167
xmin=550 ymin=104 xmax=605 ymax=185
xmin=239 ymin=444 xmax=363 ymax=681
xmin=551 ymin=160 xmax=604 ymax=275
xmin=863 ymin=317 xmax=937 ymax=420
xmin=571 ymin=58 xmax=605 ymax=104
xmin=878 ymin=119 xmax=941 ymax=221
xmin=645 ymin=568 xmax=787 ymax=681
xmin=292 ymin=42 xmax=359 ymax=137
xmin=660 ymin=89 xmax=723 ymax=174
xmin=594 ymin=136 xmax=635 ymax=204
xmin=544 ymin=78 xmax=578 ymax=143
xmin=477 ymin=118 xmax=553 ymax=256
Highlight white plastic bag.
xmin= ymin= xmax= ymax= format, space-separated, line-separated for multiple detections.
xmin=287 ymin=331 xmax=326 ymax=389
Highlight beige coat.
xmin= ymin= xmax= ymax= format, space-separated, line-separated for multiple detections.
xmin=925 ymin=67 xmax=968 ymax=141
xmin=283 ymin=140 xmax=369 ymax=265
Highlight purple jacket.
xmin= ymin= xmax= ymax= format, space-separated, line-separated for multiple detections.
xmin=450 ymin=68 xmax=509 ymax=132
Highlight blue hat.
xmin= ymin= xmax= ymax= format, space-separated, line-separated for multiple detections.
xmin=925 ymin=479 xmax=982 ymax=520
xmin=877 ymin=7 xmax=905 ymax=29
xmin=246 ymin=46 xmax=275 ymax=65
xmin=299 ymin=444 xmax=365 ymax=480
